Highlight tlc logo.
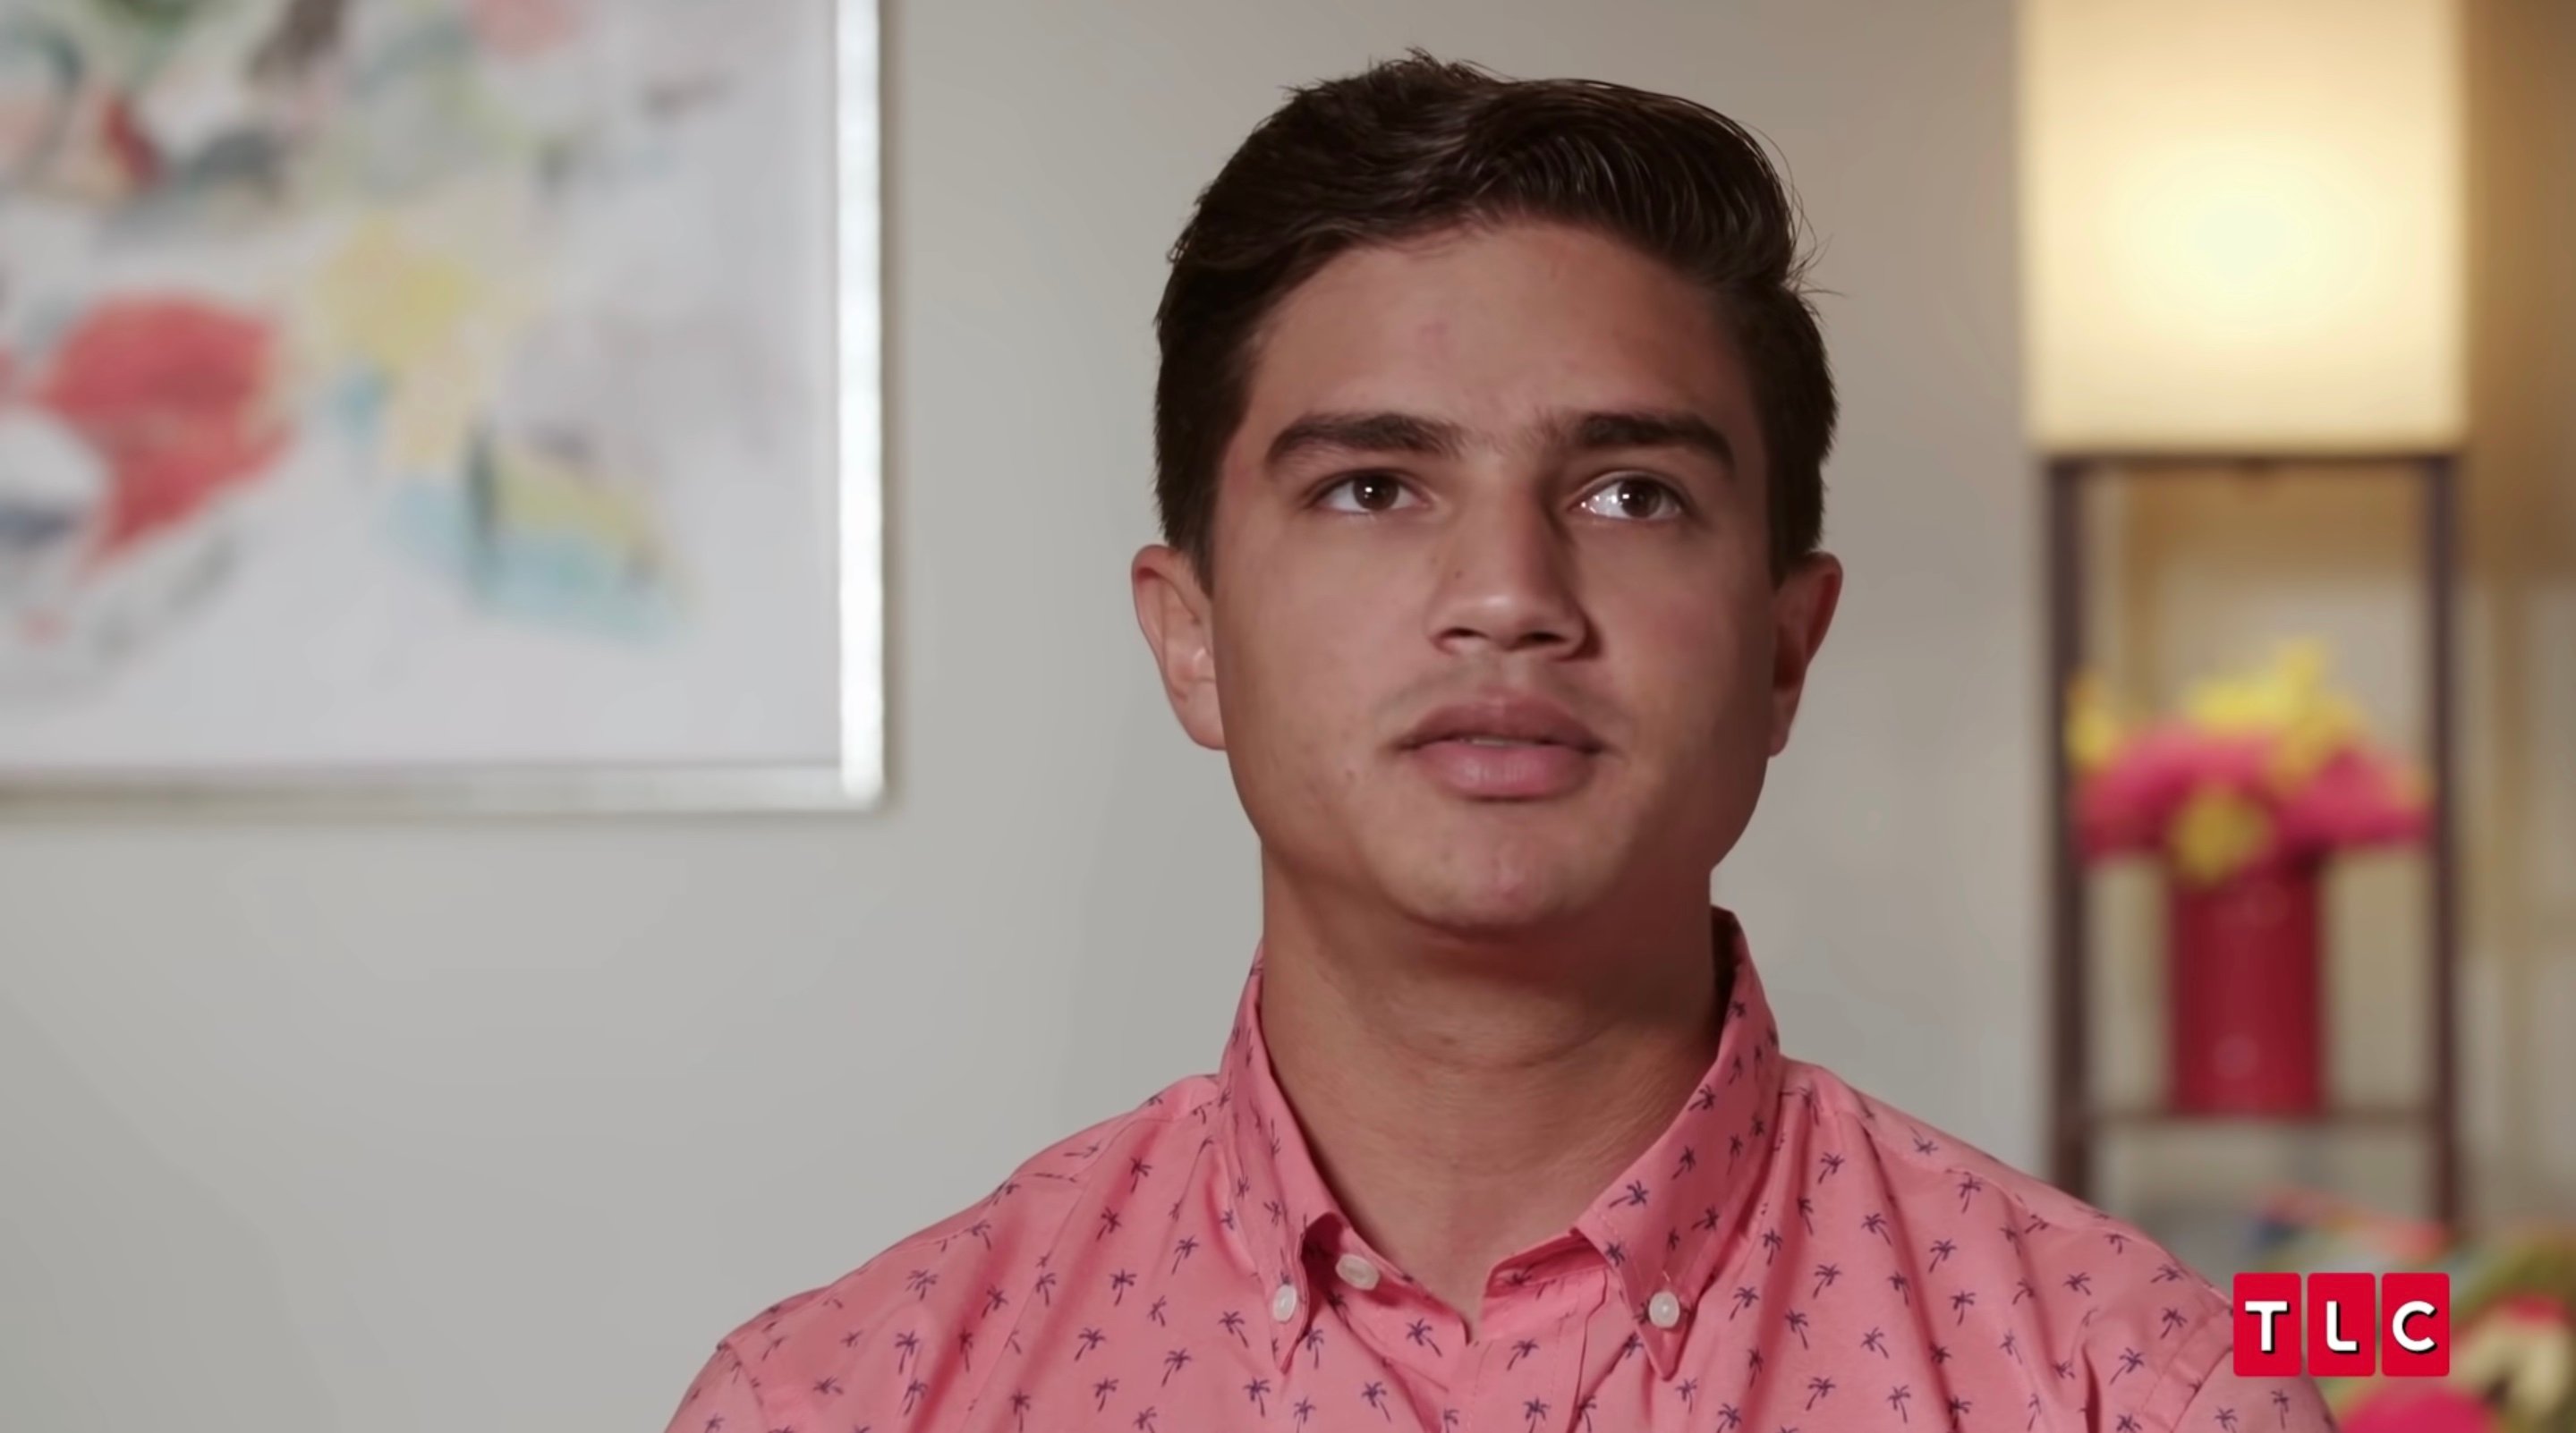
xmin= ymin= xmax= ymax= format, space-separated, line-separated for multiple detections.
xmin=2233 ymin=1272 xmax=2452 ymax=1378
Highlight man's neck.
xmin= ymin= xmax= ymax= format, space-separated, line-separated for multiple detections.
xmin=1253 ymin=876 xmax=1727 ymax=1341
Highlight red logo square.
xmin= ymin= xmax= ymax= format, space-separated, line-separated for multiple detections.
xmin=2381 ymin=1272 xmax=2452 ymax=1378
xmin=2233 ymin=1272 xmax=2303 ymax=1377
xmin=2308 ymin=1272 xmax=2378 ymax=1377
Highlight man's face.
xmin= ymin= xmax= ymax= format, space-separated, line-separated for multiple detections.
xmin=1135 ymin=221 xmax=1840 ymax=936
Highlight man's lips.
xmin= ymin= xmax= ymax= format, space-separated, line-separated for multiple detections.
xmin=1399 ymin=694 xmax=1605 ymax=799
xmin=1398 ymin=694 xmax=1606 ymax=753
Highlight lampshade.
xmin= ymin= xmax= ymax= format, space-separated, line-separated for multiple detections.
xmin=2020 ymin=0 xmax=2466 ymax=454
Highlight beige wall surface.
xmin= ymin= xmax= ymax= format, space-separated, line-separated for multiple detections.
xmin=0 ymin=4 xmax=2040 ymax=1429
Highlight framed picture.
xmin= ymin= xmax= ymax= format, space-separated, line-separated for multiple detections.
xmin=0 ymin=0 xmax=882 ymax=813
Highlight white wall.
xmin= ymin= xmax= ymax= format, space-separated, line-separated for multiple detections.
xmin=0 ymin=3 xmax=2030 ymax=1429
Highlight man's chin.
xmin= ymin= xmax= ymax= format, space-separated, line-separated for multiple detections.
xmin=1376 ymin=847 xmax=1626 ymax=940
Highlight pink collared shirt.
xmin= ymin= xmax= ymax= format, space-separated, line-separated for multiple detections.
xmin=663 ymin=915 xmax=2331 ymax=1431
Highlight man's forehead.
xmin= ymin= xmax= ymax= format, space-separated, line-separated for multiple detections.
xmin=1235 ymin=225 xmax=1758 ymax=445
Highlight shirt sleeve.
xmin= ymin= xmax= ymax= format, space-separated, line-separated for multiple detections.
xmin=660 ymin=1341 xmax=769 ymax=1433
xmin=2165 ymin=1353 xmax=2339 ymax=1432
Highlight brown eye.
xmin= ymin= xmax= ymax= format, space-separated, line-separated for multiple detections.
xmin=1581 ymin=476 xmax=1682 ymax=521
xmin=1320 ymin=473 xmax=1418 ymax=513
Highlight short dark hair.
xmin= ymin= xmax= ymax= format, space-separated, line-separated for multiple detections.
xmin=1153 ymin=51 xmax=1836 ymax=589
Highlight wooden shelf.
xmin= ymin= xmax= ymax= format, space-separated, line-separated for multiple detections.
xmin=2043 ymin=451 xmax=2463 ymax=1228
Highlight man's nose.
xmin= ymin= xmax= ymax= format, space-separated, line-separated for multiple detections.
xmin=1425 ymin=496 xmax=1590 ymax=656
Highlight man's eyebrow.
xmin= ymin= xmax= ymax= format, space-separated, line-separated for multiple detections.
xmin=1262 ymin=407 xmax=1737 ymax=475
xmin=1264 ymin=411 xmax=1467 ymax=467
xmin=1552 ymin=410 xmax=1737 ymax=476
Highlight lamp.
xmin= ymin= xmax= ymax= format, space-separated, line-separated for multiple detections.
xmin=2021 ymin=0 xmax=2465 ymax=454
xmin=2023 ymin=0 xmax=2468 ymax=1227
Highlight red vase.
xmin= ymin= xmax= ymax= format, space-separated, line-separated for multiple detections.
xmin=2167 ymin=863 xmax=2325 ymax=1114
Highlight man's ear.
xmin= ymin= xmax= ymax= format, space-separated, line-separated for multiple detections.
xmin=1131 ymin=544 xmax=1227 ymax=750
xmin=1766 ymin=552 xmax=1842 ymax=757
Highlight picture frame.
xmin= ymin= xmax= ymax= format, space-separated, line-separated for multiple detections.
xmin=0 ymin=0 xmax=884 ymax=816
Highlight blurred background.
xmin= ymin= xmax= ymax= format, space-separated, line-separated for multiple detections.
xmin=0 ymin=1 xmax=2567 ymax=1429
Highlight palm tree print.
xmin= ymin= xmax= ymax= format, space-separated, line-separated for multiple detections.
xmin=1302 ymin=1326 xmax=1326 ymax=1369
xmin=1219 ymin=1310 xmax=1246 ymax=1346
xmin=1889 ymin=1272 xmax=1910 ymax=1305
xmin=1407 ymin=1319 xmax=1441 ymax=1355
xmin=2155 ymin=1261 xmax=2185 ymax=1284
xmin=1863 ymin=1211 xmax=1890 ymax=1242
xmin=1096 ymin=1208 xmax=1123 ymax=1240
xmin=1710 ymin=1397 xmax=1734 ymax=1427
xmin=1292 ymin=1397 xmax=1315 ymax=1428
xmin=1761 ymin=1227 xmax=1784 ymax=1264
xmin=1363 ymin=1381 xmax=1393 ymax=1421
xmin=1245 ymin=1378 xmax=1270 ymax=1415
xmin=811 ymin=1376 xmax=843 ymax=1397
xmin=1109 ymin=1270 xmax=1136 ymax=1304
xmin=1812 ymin=1263 xmax=1842 ymax=1297
xmin=1797 ymin=1196 xmax=1817 ymax=1234
xmin=1131 ymin=1407 xmax=1158 ymax=1432
xmin=1785 ymin=1309 xmax=1810 ymax=1349
xmin=1957 ymin=1172 xmax=1986 ymax=1210
xmin=1888 ymin=1384 xmax=1913 ymax=1422
xmin=1951 ymin=1289 xmax=1977 ymax=1325
xmin=1160 ymin=1348 xmax=1191 ymax=1385
xmin=892 ymin=1330 xmax=922 ymax=1371
xmin=1949 ymin=1395 xmax=1973 ymax=1420
xmin=2112 ymin=1346 xmax=2145 ymax=1382
xmin=1171 ymin=1235 xmax=1197 ymax=1272
xmin=1092 ymin=1377 xmax=1118 ymax=1411
xmin=1675 ymin=1145 xmax=1697 ymax=1176
xmin=1863 ymin=1327 xmax=1889 ymax=1357
xmin=2159 ymin=1306 xmax=2187 ymax=1337
xmin=1930 ymin=1237 xmax=1958 ymax=1268
xmin=2271 ymin=1388 xmax=2292 ymax=1426
xmin=902 ymin=1378 xmax=929 ymax=1414
xmin=905 ymin=1268 xmax=938 ymax=1301
xmin=983 ymin=1285 xmax=1008 ymax=1317
xmin=1508 ymin=1337 xmax=1540 ymax=1369
xmin=1074 ymin=1327 xmax=1105 ymax=1361
xmin=1730 ymin=1285 xmax=1761 ymax=1319
xmin=1806 ymin=1376 xmax=1836 ymax=1410
xmin=2012 ymin=1276 xmax=2035 ymax=1304
xmin=1521 ymin=1396 xmax=1551 ymax=1431
xmin=1620 ymin=1179 xmax=1652 ymax=1207
xmin=1033 ymin=1271 xmax=1058 ymax=1306
xmin=1147 ymin=1295 xmax=1169 ymax=1327
xmin=1128 ymin=1157 xmax=1152 ymax=1191
xmin=1819 ymin=1151 xmax=1845 ymax=1180
xmin=2064 ymin=1271 xmax=2093 ymax=1296
xmin=2215 ymin=1409 xmax=2239 ymax=1431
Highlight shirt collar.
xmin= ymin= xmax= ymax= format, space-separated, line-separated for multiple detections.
xmin=1212 ymin=907 xmax=1787 ymax=1380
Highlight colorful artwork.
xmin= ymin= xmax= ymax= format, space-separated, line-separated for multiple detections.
xmin=0 ymin=0 xmax=860 ymax=787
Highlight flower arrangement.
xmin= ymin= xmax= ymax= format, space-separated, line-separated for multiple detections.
xmin=2068 ymin=640 xmax=2431 ymax=886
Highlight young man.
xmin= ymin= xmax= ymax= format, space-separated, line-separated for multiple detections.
xmin=664 ymin=55 xmax=2331 ymax=1432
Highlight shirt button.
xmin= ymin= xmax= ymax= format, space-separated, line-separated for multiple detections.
xmin=1271 ymin=1284 xmax=1300 ymax=1322
xmin=1647 ymin=1291 xmax=1685 ymax=1329
xmin=1334 ymin=1254 xmax=1382 ymax=1291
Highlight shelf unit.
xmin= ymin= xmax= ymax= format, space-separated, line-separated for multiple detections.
xmin=2041 ymin=452 xmax=2462 ymax=1228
